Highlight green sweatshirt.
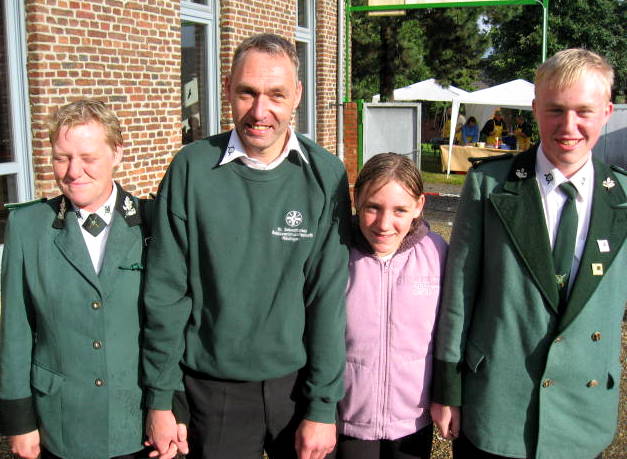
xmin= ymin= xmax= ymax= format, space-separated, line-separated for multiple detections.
xmin=142 ymin=132 xmax=351 ymax=423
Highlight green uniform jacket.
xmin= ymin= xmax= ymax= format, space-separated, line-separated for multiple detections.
xmin=0 ymin=184 xmax=150 ymax=459
xmin=432 ymin=148 xmax=626 ymax=458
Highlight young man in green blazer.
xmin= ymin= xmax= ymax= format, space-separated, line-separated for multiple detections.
xmin=431 ymin=49 xmax=625 ymax=458
xmin=0 ymin=100 xmax=161 ymax=458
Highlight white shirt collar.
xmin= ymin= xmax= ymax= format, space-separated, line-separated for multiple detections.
xmin=535 ymin=144 xmax=593 ymax=198
xmin=73 ymin=182 xmax=118 ymax=225
xmin=219 ymin=129 xmax=309 ymax=170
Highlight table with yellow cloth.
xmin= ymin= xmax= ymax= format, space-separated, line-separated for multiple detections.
xmin=440 ymin=145 xmax=521 ymax=173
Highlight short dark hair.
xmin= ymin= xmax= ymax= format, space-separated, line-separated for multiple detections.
xmin=231 ymin=33 xmax=299 ymax=76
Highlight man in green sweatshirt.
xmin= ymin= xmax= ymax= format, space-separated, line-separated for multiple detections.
xmin=142 ymin=33 xmax=351 ymax=459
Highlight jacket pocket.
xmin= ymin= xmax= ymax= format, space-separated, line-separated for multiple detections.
xmin=31 ymin=363 xmax=64 ymax=395
xmin=339 ymin=360 xmax=376 ymax=425
xmin=464 ymin=340 xmax=485 ymax=374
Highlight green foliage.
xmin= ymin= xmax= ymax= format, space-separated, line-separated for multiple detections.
xmin=350 ymin=4 xmax=490 ymax=101
xmin=485 ymin=0 xmax=626 ymax=98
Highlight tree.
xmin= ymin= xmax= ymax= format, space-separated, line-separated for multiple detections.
xmin=485 ymin=0 xmax=626 ymax=99
xmin=350 ymin=4 xmax=490 ymax=101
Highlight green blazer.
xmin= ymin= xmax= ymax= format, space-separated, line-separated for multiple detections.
xmin=0 ymin=184 xmax=150 ymax=459
xmin=432 ymin=148 xmax=627 ymax=458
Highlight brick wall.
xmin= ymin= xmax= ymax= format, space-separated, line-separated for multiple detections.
xmin=343 ymin=101 xmax=358 ymax=191
xmin=26 ymin=0 xmax=181 ymax=198
xmin=314 ymin=0 xmax=337 ymax=153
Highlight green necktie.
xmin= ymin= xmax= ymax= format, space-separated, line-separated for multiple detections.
xmin=552 ymin=182 xmax=578 ymax=308
xmin=83 ymin=213 xmax=106 ymax=237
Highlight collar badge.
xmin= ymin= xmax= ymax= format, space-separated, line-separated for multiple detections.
xmin=544 ymin=172 xmax=553 ymax=184
xmin=57 ymin=198 xmax=67 ymax=222
xmin=227 ymin=145 xmax=235 ymax=155
xmin=104 ymin=205 xmax=111 ymax=214
xmin=515 ymin=168 xmax=528 ymax=179
xmin=602 ymin=177 xmax=615 ymax=190
xmin=123 ymin=196 xmax=137 ymax=217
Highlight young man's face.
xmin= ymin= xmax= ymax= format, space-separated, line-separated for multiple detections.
xmin=225 ymin=50 xmax=302 ymax=163
xmin=52 ymin=121 xmax=121 ymax=212
xmin=533 ymin=71 xmax=613 ymax=176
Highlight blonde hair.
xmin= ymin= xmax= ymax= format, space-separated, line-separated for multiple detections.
xmin=49 ymin=99 xmax=123 ymax=150
xmin=535 ymin=48 xmax=614 ymax=99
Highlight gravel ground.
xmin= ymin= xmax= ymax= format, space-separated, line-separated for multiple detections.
xmin=1 ymin=183 xmax=624 ymax=458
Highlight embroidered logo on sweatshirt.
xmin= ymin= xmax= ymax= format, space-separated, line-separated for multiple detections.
xmin=271 ymin=210 xmax=314 ymax=242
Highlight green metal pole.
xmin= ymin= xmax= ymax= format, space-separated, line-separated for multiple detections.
xmin=344 ymin=0 xmax=351 ymax=103
xmin=542 ymin=0 xmax=549 ymax=61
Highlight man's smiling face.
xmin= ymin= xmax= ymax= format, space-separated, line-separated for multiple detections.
xmin=225 ymin=49 xmax=302 ymax=163
xmin=533 ymin=71 xmax=613 ymax=177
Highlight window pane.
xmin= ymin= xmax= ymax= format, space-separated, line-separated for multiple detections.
xmin=0 ymin=4 xmax=14 ymax=164
xmin=190 ymin=0 xmax=208 ymax=4
xmin=296 ymin=42 xmax=309 ymax=135
xmin=181 ymin=22 xmax=208 ymax=145
xmin=298 ymin=0 xmax=308 ymax=28
xmin=0 ymin=174 xmax=18 ymax=243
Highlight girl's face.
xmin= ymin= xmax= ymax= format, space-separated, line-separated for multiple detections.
xmin=357 ymin=179 xmax=425 ymax=258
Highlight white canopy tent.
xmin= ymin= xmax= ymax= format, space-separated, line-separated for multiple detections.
xmin=372 ymin=78 xmax=469 ymax=102
xmin=447 ymin=79 xmax=535 ymax=175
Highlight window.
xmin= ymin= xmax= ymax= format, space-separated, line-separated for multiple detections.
xmin=295 ymin=0 xmax=315 ymax=138
xmin=181 ymin=1 xmax=219 ymax=145
xmin=0 ymin=1 xmax=33 ymax=244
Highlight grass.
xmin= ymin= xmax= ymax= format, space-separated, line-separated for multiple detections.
xmin=419 ymin=144 xmax=466 ymax=186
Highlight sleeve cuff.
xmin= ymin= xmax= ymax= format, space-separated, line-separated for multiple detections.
xmin=171 ymin=390 xmax=190 ymax=425
xmin=304 ymin=399 xmax=337 ymax=424
xmin=0 ymin=397 xmax=37 ymax=435
xmin=144 ymin=388 xmax=175 ymax=410
xmin=431 ymin=359 xmax=463 ymax=406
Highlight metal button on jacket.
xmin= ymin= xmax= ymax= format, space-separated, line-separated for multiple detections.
xmin=91 ymin=301 xmax=101 ymax=310
xmin=95 ymin=378 xmax=105 ymax=387
xmin=591 ymin=331 xmax=601 ymax=341
xmin=92 ymin=340 xmax=102 ymax=350
xmin=586 ymin=380 xmax=599 ymax=388
xmin=542 ymin=379 xmax=553 ymax=388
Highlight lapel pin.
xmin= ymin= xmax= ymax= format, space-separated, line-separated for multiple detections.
xmin=602 ymin=177 xmax=615 ymax=190
xmin=75 ymin=209 xmax=82 ymax=219
xmin=515 ymin=168 xmax=527 ymax=179
xmin=591 ymin=263 xmax=604 ymax=276
xmin=227 ymin=145 xmax=235 ymax=155
xmin=104 ymin=205 xmax=111 ymax=214
xmin=596 ymin=239 xmax=610 ymax=253
xmin=123 ymin=196 xmax=137 ymax=217
xmin=555 ymin=273 xmax=568 ymax=289
xmin=544 ymin=172 xmax=553 ymax=184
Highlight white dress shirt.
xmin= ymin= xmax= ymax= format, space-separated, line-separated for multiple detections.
xmin=535 ymin=145 xmax=594 ymax=292
xmin=73 ymin=183 xmax=117 ymax=274
xmin=219 ymin=128 xmax=309 ymax=170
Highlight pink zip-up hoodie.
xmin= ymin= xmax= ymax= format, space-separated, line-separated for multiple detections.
xmin=339 ymin=220 xmax=448 ymax=440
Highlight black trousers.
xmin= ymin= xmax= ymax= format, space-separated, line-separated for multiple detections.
xmin=332 ymin=424 xmax=433 ymax=459
xmin=184 ymin=370 xmax=305 ymax=459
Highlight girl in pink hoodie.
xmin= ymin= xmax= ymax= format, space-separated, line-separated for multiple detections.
xmin=335 ymin=153 xmax=448 ymax=459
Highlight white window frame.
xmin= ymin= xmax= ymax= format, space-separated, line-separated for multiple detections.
xmin=1 ymin=0 xmax=33 ymax=200
xmin=181 ymin=1 xmax=220 ymax=136
xmin=296 ymin=0 xmax=315 ymax=139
